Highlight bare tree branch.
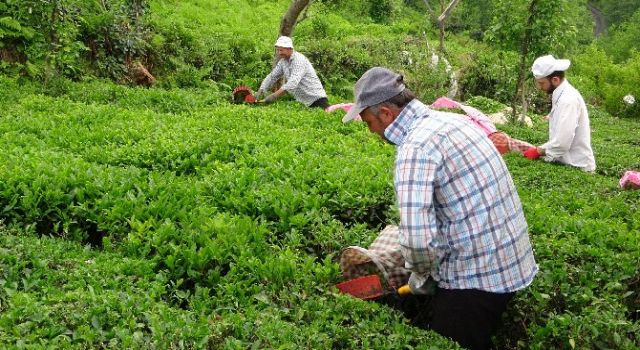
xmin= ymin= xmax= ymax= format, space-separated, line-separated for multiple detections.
xmin=438 ymin=0 xmax=461 ymax=23
xmin=423 ymin=0 xmax=434 ymax=14
xmin=296 ymin=0 xmax=313 ymax=25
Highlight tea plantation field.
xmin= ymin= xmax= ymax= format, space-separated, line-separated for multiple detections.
xmin=0 ymin=77 xmax=638 ymax=349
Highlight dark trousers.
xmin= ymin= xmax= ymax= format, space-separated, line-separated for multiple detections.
xmin=428 ymin=288 xmax=514 ymax=350
xmin=309 ymin=97 xmax=329 ymax=109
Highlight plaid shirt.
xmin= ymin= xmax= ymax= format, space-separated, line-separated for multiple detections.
xmin=259 ymin=51 xmax=327 ymax=106
xmin=385 ymin=100 xmax=538 ymax=293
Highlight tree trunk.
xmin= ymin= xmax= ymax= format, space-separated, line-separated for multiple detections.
xmin=279 ymin=0 xmax=312 ymax=37
xmin=512 ymin=0 xmax=538 ymax=123
xmin=438 ymin=0 xmax=445 ymax=52
xmin=45 ymin=0 xmax=61 ymax=83
xmin=437 ymin=0 xmax=460 ymax=53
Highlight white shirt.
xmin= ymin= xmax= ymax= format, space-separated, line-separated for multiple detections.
xmin=259 ymin=51 xmax=327 ymax=106
xmin=540 ymin=80 xmax=596 ymax=172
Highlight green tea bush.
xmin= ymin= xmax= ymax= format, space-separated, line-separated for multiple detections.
xmin=0 ymin=231 xmax=219 ymax=349
xmin=465 ymin=95 xmax=508 ymax=113
xmin=1 ymin=75 xmax=639 ymax=349
xmin=573 ymin=46 xmax=640 ymax=118
xmin=456 ymin=47 xmax=520 ymax=103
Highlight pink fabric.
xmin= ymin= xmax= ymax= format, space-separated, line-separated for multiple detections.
xmin=431 ymin=97 xmax=497 ymax=136
xmin=431 ymin=97 xmax=460 ymax=109
xmin=326 ymin=103 xmax=361 ymax=121
xmin=620 ymin=171 xmax=640 ymax=189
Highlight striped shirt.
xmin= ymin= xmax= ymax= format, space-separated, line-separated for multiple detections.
xmin=385 ymin=99 xmax=538 ymax=293
xmin=259 ymin=51 xmax=327 ymax=107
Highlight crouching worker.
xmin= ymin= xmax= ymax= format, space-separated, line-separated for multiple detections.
xmin=255 ymin=36 xmax=329 ymax=109
xmin=342 ymin=67 xmax=538 ymax=350
xmin=524 ymin=55 xmax=596 ymax=172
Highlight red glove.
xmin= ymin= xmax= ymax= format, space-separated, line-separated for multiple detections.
xmin=523 ymin=147 xmax=540 ymax=160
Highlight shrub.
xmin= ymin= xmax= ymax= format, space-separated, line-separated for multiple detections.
xmin=573 ymin=46 xmax=640 ymax=118
xmin=457 ymin=47 xmax=519 ymax=103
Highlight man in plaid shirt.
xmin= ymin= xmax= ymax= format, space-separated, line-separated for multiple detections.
xmin=342 ymin=67 xmax=538 ymax=350
xmin=256 ymin=36 xmax=328 ymax=109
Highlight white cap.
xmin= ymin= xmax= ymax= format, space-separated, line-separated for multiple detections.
xmin=531 ymin=55 xmax=571 ymax=79
xmin=274 ymin=36 xmax=294 ymax=49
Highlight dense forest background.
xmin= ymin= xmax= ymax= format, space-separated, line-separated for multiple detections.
xmin=1 ymin=0 xmax=638 ymax=117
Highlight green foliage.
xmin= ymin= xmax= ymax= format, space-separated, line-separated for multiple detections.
xmin=0 ymin=0 xmax=152 ymax=80
xmin=0 ymin=76 xmax=464 ymax=349
xmin=465 ymin=95 xmax=508 ymax=114
xmin=368 ymin=0 xmax=394 ymax=24
xmin=438 ymin=0 xmax=494 ymax=38
xmin=80 ymin=0 xmax=152 ymax=80
xmin=487 ymin=0 xmax=585 ymax=57
xmin=597 ymin=9 xmax=640 ymax=63
xmin=456 ymin=47 xmax=520 ymax=103
xmin=1 ymin=76 xmax=639 ymax=349
xmin=572 ymin=45 xmax=640 ymax=118
xmin=0 ymin=230 xmax=225 ymax=348
xmin=590 ymin=0 xmax=640 ymax=27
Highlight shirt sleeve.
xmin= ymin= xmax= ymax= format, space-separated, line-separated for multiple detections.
xmin=394 ymin=144 xmax=440 ymax=275
xmin=540 ymin=100 xmax=580 ymax=161
xmin=282 ymin=56 xmax=306 ymax=91
xmin=259 ymin=61 xmax=284 ymax=92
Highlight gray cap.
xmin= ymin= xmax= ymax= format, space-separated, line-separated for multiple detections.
xmin=342 ymin=67 xmax=406 ymax=123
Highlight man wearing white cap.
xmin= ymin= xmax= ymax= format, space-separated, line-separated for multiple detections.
xmin=343 ymin=67 xmax=538 ymax=350
xmin=255 ymin=36 xmax=328 ymax=109
xmin=524 ymin=55 xmax=596 ymax=172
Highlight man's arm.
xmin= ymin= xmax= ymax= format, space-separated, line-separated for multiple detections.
xmin=258 ymin=61 xmax=284 ymax=94
xmin=394 ymin=145 xmax=440 ymax=276
xmin=263 ymin=87 xmax=286 ymax=103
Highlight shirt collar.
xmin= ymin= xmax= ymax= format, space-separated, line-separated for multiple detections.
xmin=384 ymin=99 xmax=430 ymax=146
xmin=552 ymin=79 xmax=569 ymax=103
xmin=285 ymin=51 xmax=297 ymax=63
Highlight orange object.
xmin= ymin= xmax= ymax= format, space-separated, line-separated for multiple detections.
xmin=397 ymin=284 xmax=412 ymax=296
xmin=488 ymin=132 xmax=510 ymax=155
xmin=244 ymin=94 xmax=256 ymax=103
xmin=232 ymin=85 xmax=258 ymax=104
xmin=335 ymin=274 xmax=384 ymax=300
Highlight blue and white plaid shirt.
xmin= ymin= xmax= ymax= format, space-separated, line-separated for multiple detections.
xmin=385 ymin=99 xmax=538 ymax=293
xmin=259 ymin=51 xmax=327 ymax=106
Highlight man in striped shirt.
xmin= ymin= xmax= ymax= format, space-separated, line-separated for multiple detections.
xmin=256 ymin=36 xmax=328 ymax=109
xmin=342 ymin=67 xmax=538 ymax=350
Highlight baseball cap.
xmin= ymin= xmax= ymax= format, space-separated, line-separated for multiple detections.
xmin=274 ymin=36 xmax=294 ymax=49
xmin=531 ymin=55 xmax=571 ymax=79
xmin=342 ymin=67 xmax=406 ymax=123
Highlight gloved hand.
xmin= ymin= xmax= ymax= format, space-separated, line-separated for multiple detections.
xmin=254 ymin=89 xmax=264 ymax=100
xmin=407 ymin=272 xmax=435 ymax=295
xmin=523 ymin=147 xmax=541 ymax=160
xmin=264 ymin=93 xmax=278 ymax=104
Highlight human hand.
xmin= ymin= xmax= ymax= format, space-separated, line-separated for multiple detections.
xmin=407 ymin=272 xmax=433 ymax=295
xmin=264 ymin=94 xmax=277 ymax=104
xmin=254 ymin=89 xmax=264 ymax=100
xmin=523 ymin=147 xmax=541 ymax=160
